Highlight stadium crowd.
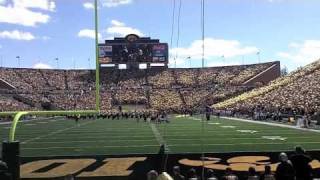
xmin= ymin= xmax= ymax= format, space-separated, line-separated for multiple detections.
xmin=2 ymin=61 xmax=320 ymax=179
xmin=214 ymin=59 xmax=320 ymax=125
xmin=0 ymin=62 xmax=275 ymax=113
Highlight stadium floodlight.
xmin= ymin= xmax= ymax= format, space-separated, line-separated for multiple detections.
xmin=221 ymin=55 xmax=225 ymax=63
xmin=72 ymin=57 xmax=76 ymax=69
xmin=16 ymin=56 xmax=21 ymax=68
xmin=55 ymin=57 xmax=59 ymax=69
xmin=257 ymin=51 xmax=261 ymax=63
xmin=186 ymin=56 xmax=191 ymax=68
xmin=0 ymin=54 xmax=3 ymax=67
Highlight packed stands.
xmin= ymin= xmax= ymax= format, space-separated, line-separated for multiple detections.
xmin=214 ymin=59 xmax=320 ymax=116
xmin=0 ymin=61 xmax=278 ymax=112
xmin=0 ymin=94 xmax=34 ymax=111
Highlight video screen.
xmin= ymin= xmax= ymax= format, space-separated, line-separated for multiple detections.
xmin=99 ymin=43 xmax=168 ymax=64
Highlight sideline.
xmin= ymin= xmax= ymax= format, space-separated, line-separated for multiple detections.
xmin=223 ymin=116 xmax=320 ymax=133
xmin=22 ymin=136 xmax=320 ymax=144
xmin=0 ymin=117 xmax=63 ymax=125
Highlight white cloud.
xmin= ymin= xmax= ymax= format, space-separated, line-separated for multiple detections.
xmin=168 ymin=57 xmax=186 ymax=67
xmin=106 ymin=19 xmax=144 ymax=37
xmin=171 ymin=38 xmax=258 ymax=60
xmin=41 ymin=36 xmax=51 ymax=41
xmin=0 ymin=0 xmax=6 ymax=5
xmin=277 ymin=40 xmax=320 ymax=66
xmin=33 ymin=62 xmax=52 ymax=69
xmin=110 ymin=20 xmax=125 ymax=26
xmin=83 ymin=2 xmax=94 ymax=9
xmin=78 ymin=29 xmax=102 ymax=39
xmin=207 ymin=61 xmax=241 ymax=67
xmin=101 ymin=0 xmax=132 ymax=7
xmin=0 ymin=0 xmax=54 ymax=27
xmin=0 ymin=6 xmax=50 ymax=27
xmin=0 ymin=30 xmax=35 ymax=40
xmin=288 ymin=42 xmax=300 ymax=48
xmin=13 ymin=0 xmax=56 ymax=11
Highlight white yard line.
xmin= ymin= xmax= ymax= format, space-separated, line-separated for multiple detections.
xmin=23 ymin=144 xmax=159 ymax=150
xmin=29 ymin=132 xmax=318 ymax=141
xmin=22 ymin=141 xmax=320 ymax=150
xmin=25 ymin=139 xmax=157 ymax=144
xmin=150 ymin=123 xmax=171 ymax=152
xmin=169 ymin=141 xmax=320 ymax=146
xmin=22 ymin=120 xmax=96 ymax=144
xmin=23 ymin=136 xmax=319 ymax=144
xmin=223 ymin=116 xmax=320 ymax=133
xmin=150 ymin=123 xmax=165 ymax=145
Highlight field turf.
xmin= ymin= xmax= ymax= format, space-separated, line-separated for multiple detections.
xmin=1 ymin=115 xmax=320 ymax=157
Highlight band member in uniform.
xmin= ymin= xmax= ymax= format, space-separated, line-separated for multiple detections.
xmin=205 ymin=105 xmax=211 ymax=121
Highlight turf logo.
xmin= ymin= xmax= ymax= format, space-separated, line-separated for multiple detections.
xmin=261 ymin=136 xmax=287 ymax=141
xmin=179 ymin=156 xmax=320 ymax=172
xmin=21 ymin=157 xmax=146 ymax=178
xmin=221 ymin=126 xmax=236 ymax=128
xmin=208 ymin=122 xmax=221 ymax=125
xmin=237 ymin=130 xmax=257 ymax=133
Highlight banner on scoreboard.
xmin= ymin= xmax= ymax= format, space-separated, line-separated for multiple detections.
xmin=99 ymin=45 xmax=113 ymax=64
xmin=98 ymin=44 xmax=168 ymax=64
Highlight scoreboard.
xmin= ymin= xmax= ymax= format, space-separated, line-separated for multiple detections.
xmin=98 ymin=34 xmax=168 ymax=65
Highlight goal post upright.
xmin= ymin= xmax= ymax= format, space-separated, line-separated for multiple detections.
xmin=94 ymin=0 xmax=101 ymax=112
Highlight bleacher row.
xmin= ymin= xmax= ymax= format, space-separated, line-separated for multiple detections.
xmin=0 ymin=62 xmax=276 ymax=113
xmin=214 ymin=59 xmax=320 ymax=116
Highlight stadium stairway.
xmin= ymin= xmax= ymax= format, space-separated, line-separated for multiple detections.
xmin=0 ymin=78 xmax=16 ymax=89
xmin=12 ymin=94 xmax=37 ymax=108
xmin=64 ymin=71 xmax=69 ymax=90
xmin=242 ymin=62 xmax=280 ymax=86
xmin=39 ymin=69 xmax=51 ymax=88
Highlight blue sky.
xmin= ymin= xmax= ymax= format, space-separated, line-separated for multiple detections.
xmin=1 ymin=0 xmax=320 ymax=71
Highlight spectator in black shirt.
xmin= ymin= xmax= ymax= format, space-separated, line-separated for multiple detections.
xmin=172 ymin=166 xmax=185 ymax=180
xmin=260 ymin=165 xmax=275 ymax=180
xmin=247 ymin=167 xmax=259 ymax=180
xmin=222 ymin=167 xmax=238 ymax=180
xmin=0 ymin=161 xmax=12 ymax=180
xmin=290 ymin=146 xmax=312 ymax=180
xmin=206 ymin=169 xmax=218 ymax=180
xmin=275 ymin=152 xmax=295 ymax=180
xmin=187 ymin=168 xmax=199 ymax=180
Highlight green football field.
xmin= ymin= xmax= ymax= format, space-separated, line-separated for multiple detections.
xmin=1 ymin=115 xmax=320 ymax=157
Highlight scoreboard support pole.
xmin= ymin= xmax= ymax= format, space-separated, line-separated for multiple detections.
xmin=94 ymin=0 xmax=100 ymax=112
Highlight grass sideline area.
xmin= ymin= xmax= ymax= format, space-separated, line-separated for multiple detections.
xmin=1 ymin=115 xmax=320 ymax=157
